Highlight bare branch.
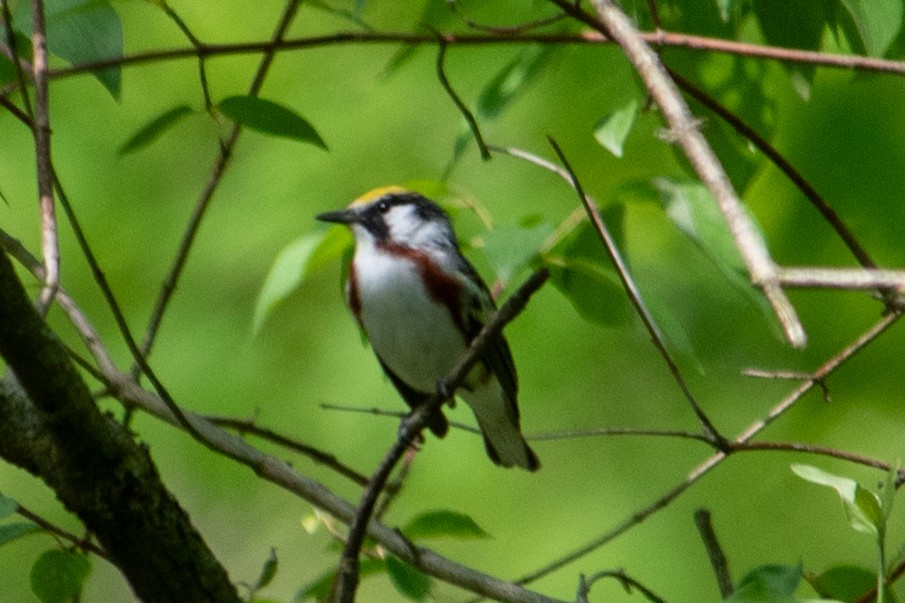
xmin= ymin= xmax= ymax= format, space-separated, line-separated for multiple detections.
xmin=435 ymin=33 xmax=491 ymax=160
xmin=32 ymin=30 xmax=905 ymax=83
xmin=139 ymin=0 xmax=303 ymax=360
xmin=332 ymin=268 xmax=550 ymax=603
xmin=694 ymin=509 xmax=733 ymax=598
xmin=548 ymin=0 xmax=806 ymax=346
xmin=514 ymin=309 xmax=901 ymax=586
xmin=30 ymin=0 xmax=58 ymax=312
xmin=547 ymin=136 xmax=726 ymax=444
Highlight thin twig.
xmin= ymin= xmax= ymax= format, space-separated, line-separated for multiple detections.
xmin=331 ymin=268 xmax=549 ymax=603
xmin=15 ymin=503 xmax=109 ymax=560
xmin=530 ymin=427 xmax=711 ymax=443
xmin=547 ymin=137 xmax=726 ymax=443
xmin=30 ymin=0 xmax=59 ymax=313
xmin=206 ymin=415 xmax=370 ymax=486
xmin=447 ymin=1 xmax=567 ymax=34
xmin=158 ymin=1 xmax=214 ymax=111
xmin=319 ymin=402 xmax=482 ymax=434
xmin=513 ymin=309 xmax=901 ymax=587
xmin=0 ymin=241 xmax=564 ymax=602
xmin=666 ymin=69 xmax=883 ymax=273
xmin=694 ymin=509 xmax=733 ymax=598
xmin=577 ymin=569 xmax=666 ymax=603
xmin=549 ymin=0 xmax=806 ymax=347
xmin=434 ymin=33 xmax=491 ymax=160
xmin=30 ymin=30 xmax=905 ymax=83
xmin=138 ymin=0 xmax=302 ymax=361
xmin=50 ymin=174 xmax=208 ymax=442
xmin=1 ymin=0 xmax=34 ymax=119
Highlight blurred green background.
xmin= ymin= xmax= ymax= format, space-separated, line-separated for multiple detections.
xmin=2 ymin=0 xmax=905 ymax=601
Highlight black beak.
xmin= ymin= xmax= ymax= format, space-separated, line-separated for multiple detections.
xmin=315 ymin=208 xmax=359 ymax=224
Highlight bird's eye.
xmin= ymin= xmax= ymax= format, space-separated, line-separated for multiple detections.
xmin=376 ymin=200 xmax=391 ymax=213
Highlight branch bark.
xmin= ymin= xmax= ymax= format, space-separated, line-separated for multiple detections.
xmin=0 ymin=250 xmax=240 ymax=603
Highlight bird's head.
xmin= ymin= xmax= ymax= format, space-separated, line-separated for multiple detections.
xmin=316 ymin=186 xmax=456 ymax=251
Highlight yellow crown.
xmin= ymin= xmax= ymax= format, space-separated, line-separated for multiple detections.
xmin=350 ymin=185 xmax=411 ymax=207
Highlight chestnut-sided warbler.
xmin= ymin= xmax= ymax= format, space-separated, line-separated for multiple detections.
xmin=316 ymin=187 xmax=539 ymax=471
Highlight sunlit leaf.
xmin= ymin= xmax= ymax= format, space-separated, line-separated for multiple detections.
xmin=386 ymin=556 xmax=430 ymax=601
xmin=725 ymin=563 xmax=802 ymax=602
xmin=547 ymin=261 xmax=628 ymax=327
xmin=594 ymin=99 xmax=639 ymax=158
xmin=838 ymin=0 xmax=903 ymax=58
xmin=403 ymin=510 xmax=491 ymax=540
xmin=791 ymin=464 xmax=883 ymax=538
xmin=218 ymin=96 xmax=328 ymax=149
xmin=482 ymin=222 xmax=552 ymax=285
xmin=30 ymin=549 xmax=91 ymax=603
xmin=252 ymin=228 xmax=353 ymax=334
xmin=119 ymin=105 xmax=194 ymax=155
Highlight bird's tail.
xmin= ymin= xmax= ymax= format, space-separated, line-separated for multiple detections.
xmin=465 ymin=387 xmax=540 ymax=471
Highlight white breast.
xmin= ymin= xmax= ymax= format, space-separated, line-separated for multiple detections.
xmin=353 ymin=244 xmax=467 ymax=393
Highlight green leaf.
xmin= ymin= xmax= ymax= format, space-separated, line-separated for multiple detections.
xmin=253 ymin=228 xmax=353 ymax=334
xmin=218 ymin=96 xmax=328 ymax=149
xmin=550 ymin=205 xmax=625 ymax=268
xmin=403 ymin=510 xmax=491 ymax=540
xmin=481 ymin=222 xmax=552 ymax=285
xmin=838 ymin=0 xmax=903 ymax=57
xmin=251 ymin=548 xmax=278 ymax=594
xmin=16 ymin=0 xmax=123 ymax=98
xmin=119 ymin=105 xmax=194 ymax=155
xmin=30 ymin=549 xmax=91 ymax=603
xmin=386 ymin=556 xmax=430 ymax=601
xmin=0 ymin=522 xmax=42 ymax=546
xmin=653 ymin=178 xmax=747 ymax=275
xmin=594 ymin=99 xmax=639 ymax=158
xmin=725 ymin=563 xmax=802 ymax=602
xmin=477 ymin=44 xmax=557 ymax=120
xmin=547 ymin=261 xmax=628 ymax=327
xmin=0 ymin=494 xmax=17 ymax=518
xmin=791 ymin=464 xmax=883 ymax=538
xmin=293 ymin=558 xmax=384 ymax=602
xmin=807 ymin=564 xmax=895 ymax=603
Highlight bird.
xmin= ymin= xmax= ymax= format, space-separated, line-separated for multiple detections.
xmin=316 ymin=186 xmax=540 ymax=471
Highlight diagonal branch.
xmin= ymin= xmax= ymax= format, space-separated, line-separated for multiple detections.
xmin=513 ymin=308 xmax=901 ymax=587
xmin=547 ymin=137 xmax=726 ymax=444
xmin=30 ymin=0 xmax=58 ymax=312
xmin=139 ymin=0 xmax=302 ymax=360
xmin=548 ymin=0 xmax=806 ymax=347
xmin=3 ymin=233 xmax=563 ymax=603
xmin=0 ymin=250 xmax=240 ymax=603
xmin=331 ymin=268 xmax=550 ymax=603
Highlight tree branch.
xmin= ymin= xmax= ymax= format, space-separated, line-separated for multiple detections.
xmin=332 ymin=268 xmax=550 ymax=603
xmin=549 ymin=0 xmax=806 ymax=347
xmin=139 ymin=0 xmax=303 ymax=360
xmin=0 ymin=250 xmax=240 ymax=603
xmin=32 ymin=30 xmax=905 ymax=83
xmin=513 ymin=309 xmax=901 ymax=587
xmin=30 ymin=0 xmax=58 ymax=312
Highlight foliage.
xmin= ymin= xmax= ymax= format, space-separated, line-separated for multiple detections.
xmin=1 ymin=0 xmax=905 ymax=602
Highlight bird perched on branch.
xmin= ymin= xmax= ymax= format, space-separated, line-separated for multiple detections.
xmin=316 ymin=187 xmax=539 ymax=471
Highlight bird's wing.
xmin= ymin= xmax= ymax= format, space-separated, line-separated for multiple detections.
xmin=459 ymin=263 xmax=520 ymax=420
